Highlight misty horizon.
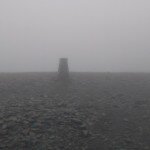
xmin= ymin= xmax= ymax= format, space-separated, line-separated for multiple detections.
xmin=0 ymin=0 xmax=150 ymax=72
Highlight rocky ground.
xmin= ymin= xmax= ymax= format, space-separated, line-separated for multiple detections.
xmin=0 ymin=72 xmax=150 ymax=150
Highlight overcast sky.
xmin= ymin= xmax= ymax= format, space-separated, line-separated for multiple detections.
xmin=0 ymin=0 xmax=150 ymax=72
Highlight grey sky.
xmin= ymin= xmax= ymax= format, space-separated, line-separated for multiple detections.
xmin=0 ymin=0 xmax=150 ymax=72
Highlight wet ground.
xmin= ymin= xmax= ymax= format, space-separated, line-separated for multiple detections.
xmin=0 ymin=72 xmax=150 ymax=150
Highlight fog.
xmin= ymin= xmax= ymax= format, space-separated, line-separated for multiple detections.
xmin=0 ymin=0 xmax=150 ymax=72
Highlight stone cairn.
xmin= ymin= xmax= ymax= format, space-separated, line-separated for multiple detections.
xmin=58 ymin=58 xmax=70 ymax=82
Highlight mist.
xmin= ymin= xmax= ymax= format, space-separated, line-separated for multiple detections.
xmin=0 ymin=0 xmax=150 ymax=72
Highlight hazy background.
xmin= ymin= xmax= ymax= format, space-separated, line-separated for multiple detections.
xmin=0 ymin=0 xmax=150 ymax=72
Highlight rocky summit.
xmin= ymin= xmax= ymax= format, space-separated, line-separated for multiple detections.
xmin=0 ymin=72 xmax=150 ymax=150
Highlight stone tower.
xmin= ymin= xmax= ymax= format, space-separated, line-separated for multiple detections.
xmin=58 ymin=58 xmax=69 ymax=81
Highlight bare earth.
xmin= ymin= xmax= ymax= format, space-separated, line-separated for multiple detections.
xmin=0 ymin=73 xmax=150 ymax=150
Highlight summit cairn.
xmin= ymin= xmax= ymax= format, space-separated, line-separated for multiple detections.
xmin=58 ymin=58 xmax=70 ymax=81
